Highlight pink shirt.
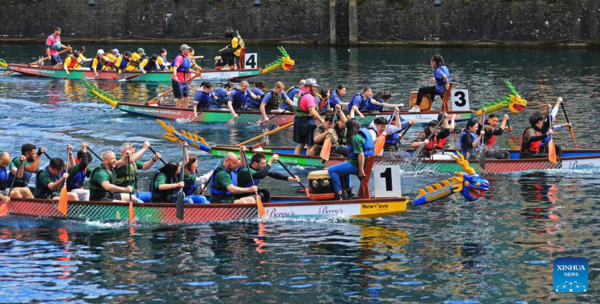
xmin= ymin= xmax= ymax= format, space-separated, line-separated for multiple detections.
xmin=172 ymin=54 xmax=188 ymax=83
xmin=298 ymin=88 xmax=316 ymax=112
xmin=46 ymin=34 xmax=60 ymax=55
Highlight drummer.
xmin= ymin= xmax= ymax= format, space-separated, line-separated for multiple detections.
xmin=236 ymin=153 xmax=300 ymax=202
xmin=313 ymin=105 xmax=350 ymax=157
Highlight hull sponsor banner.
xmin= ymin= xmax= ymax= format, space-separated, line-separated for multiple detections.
xmin=562 ymin=158 xmax=600 ymax=170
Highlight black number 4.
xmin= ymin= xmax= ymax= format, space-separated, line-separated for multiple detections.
xmin=245 ymin=55 xmax=256 ymax=68
xmin=380 ymin=167 xmax=393 ymax=191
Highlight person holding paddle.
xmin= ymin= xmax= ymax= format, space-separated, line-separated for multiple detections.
xmin=0 ymin=152 xmax=33 ymax=199
xmin=209 ymin=148 xmax=257 ymax=204
xmin=62 ymin=50 xmax=82 ymax=75
xmin=520 ymin=112 xmax=560 ymax=159
xmin=34 ymin=145 xmax=79 ymax=201
xmin=244 ymin=81 xmax=267 ymax=110
xmin=313 ymin=105 xmax=350 ymax=157
xmin=45 ymin=27 xmax=71 ymax=66
xmin=460 ymin=118 xmax=486 ymax=159
xmin=412 ymin=117 xmax=452 ymax=159
xmin=259 ymin=81 xmax=294 ymax=124
xmin=115 ymin=51 xmax=132 ymax=74
xmin=368 ymin=111 xmax=416 ymax=154
xmin=89 ymin=151 xmax=136 ymax=202
xmin=226 ymin=81 xmax=260 ymax=120
xmin=236 ymin=153 xmax=300 ymax=203
xmin=194 ymin=82 xmax=218 ymax=116
xmin=328 ymin=118 xmax=375 ymax=200
xmin=114 ymin=142 xmax=160 ymax=203
xmin=90 ymin=49 xmax=114 ymax=77
xmin=329 ymin=84 xmax=347 ymax=109
xmin=8 ymin=144 xmax=45 ymax=188
xmin=483 ymin=114 xmax=512 ymax=159
xmin=293 ymin=78 xmax=325 ymax=155
xmin=347 ymin=87 xmax=372 ymax=119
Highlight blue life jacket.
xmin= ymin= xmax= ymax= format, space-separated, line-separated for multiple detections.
xmin=435 ymin=66 xmax=451 ymax=95
xmin=229 ymin=88 xmax=247 ymax=110
xmin=245 ymin=88 xmax=264 ymax=108
xmin=284 ymin=86 xmax=301 ymax=110
xmin=0 ymin=166 xmax=9 ymax=190
xmin=209 ymin=164 xmax=238 ymax=197
xmin=214 ymin=88 xmax=229 ymax=107
xmin=364 ymin=98 xmax=384 ymax=112
xmin=142 ymin=56 xmax=155 ymax=72
xmin=66 ymin=167 xmax=86 ymax=191
xmin=159 ymin=56 xmax=169 ymax=69
xmin=8 ymin=157 xmax=33 ymax=188
xmin=369 ymin=127 xmax=401 ymax=150
xmin=174 ymin=54 xmax=191 ymax=73
xmin=117 ymin=57 xmax=129 ymax=70
xmin=347 ymin=93 xmax=368 ymax=112
xmin=240 ymin=167 xmax=260 ymax=188
xmin=329 ymin=91 xmax=342 ymax=108
xmin=195 ymin=90 xmax=215 ymax=109
xmin=348 ymin=128 xmax=375 ymax=157
xmin=460 ymin=131 xmax=478 ymax=154
xmin=183 ymin=172 xmax=198 ymax=196
xmin=35 ymin=166 xmax=60 ymax=198
xmin=149 ymin=171 xmax=176 ymax=203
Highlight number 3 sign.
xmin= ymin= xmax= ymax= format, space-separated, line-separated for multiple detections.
xmin=451 ymin=89 xmax=470 ymax=111
xmin=373 ymin=165 xmax=402 ymax=198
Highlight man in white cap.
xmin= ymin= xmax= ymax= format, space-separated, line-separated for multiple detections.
xmin=90 ymin=49 xmax=114 ymax=77
xmin=292 ymin=78 xmax=325 ymax=155
xmin=172 ymin=44 xmax=193 ymax=108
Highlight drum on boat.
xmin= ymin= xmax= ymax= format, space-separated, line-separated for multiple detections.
xmin=308 ymin=170 xmax=335 ymax=200
xmin=408 ymin=91 xmax=432 ymax=111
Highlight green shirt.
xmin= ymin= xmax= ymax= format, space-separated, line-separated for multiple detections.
xmin=184 ymin=172 xmax=196 ymax=187
xmin=9 ymin=158 xmax=33 ymax=186
xmin=154 ymin=172 xmax=169 ymax=189
xmin=35 ymin=168 xmax=60 ymax=198
xmin=211 ymin=163 xmax=235 ymax=203
xmin=237 ymin=167 xmax=258 ymax=188
xmin=89 ymin=166 xmax=116 ymax=201
xmin=114 ymin=155 xmax=144 ymax=192
xmin=349 ymin=133 xmax=366 ymax=168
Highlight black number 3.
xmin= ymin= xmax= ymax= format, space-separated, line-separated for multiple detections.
xmin=454 ymin=91 xmax=466 ymax=107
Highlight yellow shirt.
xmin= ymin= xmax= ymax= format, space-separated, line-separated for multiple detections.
xmin=139 ymin=58 xmax=150 ymax=70
xmin=63 ymin=56 xmax=81 ymax=69
xmin=231 ymin=37 xmax=242 ymax=57
xmin=131 ymin=52 xmax=141 ymax=62
xmin=106 ymin=53 xmax=117 ymax=61
xmin=156 ymin=57 xmax=169 ymax=68
xmin=91 ymin=56 xmax=111 ymax=70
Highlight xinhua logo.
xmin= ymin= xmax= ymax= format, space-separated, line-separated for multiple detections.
xmin=553 ymin=257 xmax=588 ymax=293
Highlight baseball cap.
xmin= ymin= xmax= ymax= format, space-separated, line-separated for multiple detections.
xmin=97 ymin=49 xmax=105 ymax=55
xmin=112 ymin=48 xmax=120 ymax=56
xmin=137 ymin=48 xmax=146 ymax=55
xmin=180 ymin=44 xmax=192 ymax=51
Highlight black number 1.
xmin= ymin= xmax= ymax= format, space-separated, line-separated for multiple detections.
xmin=380 ymin=167 xmax=393 ymax=191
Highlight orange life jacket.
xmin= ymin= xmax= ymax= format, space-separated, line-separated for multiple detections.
xmin=520 ymin=127 xmax=541 ymax=153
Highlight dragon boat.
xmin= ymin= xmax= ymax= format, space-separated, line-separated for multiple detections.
xmin=0 ymin=155 xmax=489 ymax=224
xmin=83 ymin=79 xmax=527 ymax=126
xmin=3 ymin=47 xmax=294 ymax=82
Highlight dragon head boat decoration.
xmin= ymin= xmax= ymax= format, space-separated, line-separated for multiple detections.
xmin=261 ymin=46 xmax=295 ymax=74
xmin=157 ymin=120 xmax=211 ymax=152
xmin=413 ymin=153 xmax=490 ymax=206
xmin=476 ymin=80 xmax=528 ymax=116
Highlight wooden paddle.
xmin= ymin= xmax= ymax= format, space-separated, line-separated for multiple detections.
xmin=277 ymin=160 xmax=309 ymax=197
xmin=374 ymin=109 xmax=398 ymax=156
xmin=126 ymin=155 xmax=135 ymax=224
xmin=147 ymin=72 xmax=202 ymax=105
xmin=2 ymin=48 xmax=71 ymax=76
xmin=242 ymin=151 xmax=266 ymax=218
xmin=478 ymin=109 xmax=486 ymax=170
xmin=548 ymin=108 xmax=558 ymax=164
xmin=0 ymin=161 xmax=25 ymax=216
xmin=57 ymin=148 xmax=70 ymax=216
xmin=319 ymin=109 xmax=338 ymax=162
xmin=237 ymin=122 xmax=294 ymax=147
xmin=175 ymin=145 xmax=186 ymax=220
xmin=506 ymin=120 xmax=517 ymax=141
xmin=148 ymin=147 xmax=167 ymax=165
xmin=410 ymin=119 xmax=444 ymax=163
xmin=560 ymin=101 xmax=578 ymax=148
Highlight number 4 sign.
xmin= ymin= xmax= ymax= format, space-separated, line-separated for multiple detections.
xmin=451 ymin=89 xmax=470 ymax=111
xmin=373 ymin=165 xmax=402 ymax=198
xmin=244 ymin=53 xmax=258 ymax=69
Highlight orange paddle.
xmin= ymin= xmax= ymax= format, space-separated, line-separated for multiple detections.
xmin=57 ymin=148 xmax=70 ymax=216
xmin=319 ymin=109 xmax=339 ymax=162
xmin=548 ymin=108 xmax=557 ymax=164
xmin=242 ymin=151 xmax=266 ymax=218
xmin=374 ymin=109 xmax=398 ymax=156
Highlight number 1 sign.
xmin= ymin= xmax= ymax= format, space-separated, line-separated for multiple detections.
xmin=373 ymin=165 xmax=402 ymax=198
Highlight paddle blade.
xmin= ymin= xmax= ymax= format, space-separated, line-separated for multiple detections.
xmin=570 ymin=128 xmax=578 ymax=148
xmin=374 ymin=135 xmax=386 ymax=156
xmin=128 ymin=200 xmax=134 ymax=224
xmin=0 ymin=202 xmax=7 ymax=216
xmin=176 ymin=191 xmax=185 ymax=220
xmin=256 ymin=194 xmax=266 ymax=219
xmin=320 ymin=138 xmax=332 ymax=161
xmin=479 ymin=154 xmax=486 ymax=170
xmin=57 ymin=187 xmax=68 ymax=216
xmin=548 ymin=139 xmax=558 ymax=164
xmin=305 ymin=188 xmax=310 ymax=198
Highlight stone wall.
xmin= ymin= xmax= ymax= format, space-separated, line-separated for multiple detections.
xmin=0 ymin=0 xmax=597 ymax=44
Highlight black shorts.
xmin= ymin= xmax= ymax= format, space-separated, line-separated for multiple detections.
xmin=172 ymin=80 xmax=189 ymax=99
xmin=293 ymin=116 xmax=317 ymax=145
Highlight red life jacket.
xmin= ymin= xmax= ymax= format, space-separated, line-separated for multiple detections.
xmin=486 ymin=135 xmax=496 ymax=148
xmin=436 ymin=137 xmax=447 ymax=149
xmin=520 ymin=127 xmax=541 ymax=152
xmin=67 ymin=56 xmax=78 ymax=69
xmin=420 ymin=130 xmax=438 ymax=153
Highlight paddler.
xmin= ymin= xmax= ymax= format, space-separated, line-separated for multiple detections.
xmin=90 ymin=49 xmax=114 ymax=77
xmin=105 ymin=49 xmax=120 ymax=69
xmin=115 ymin=51 xmax=132 ymax=74
xmin=114 ymin=142 xmax=160 ymax=203
xmin=149 ymin=161 xmax=182 ymax=203
xmin=283 ymin=79 xmax=305 ymax=111
xmin=89 ymin=150 xmax=136 ymax=202
xmin=260 ymin=81 xmax=294 ymax=124
xmin=130 ymin=48 xmax=146 ymax=69
xmin=215 ymin=82 xmax=233 ymax=107
xmin=328 ymin=118 xmax=375 ymax=200
xmin=182 ymin=154 xmax=212 ymax=204
xmin=172 ymin=44 xmax=193 ymax=109
xmin=220 ymin=29 xmax=244 ymax=70
xmin=409 ymin=53 xmax=450 ymax=113
xmin=293 ymin=78 xmax=326 ymax=155
xmin=34 ymin=145 xmax=79 ymax=201
xmin=483 ymin=114 xmax=512 ymax=159
xmin=0 ymin=152 xmax=33 ymax=199
xmin=244 ymin=81 xmax=267 ymax=110
xmin=412 ymin=116 xmax=453 ymax=159
xmin=236 ymin=153 xmax=300 ymax=203
xmin=8 ymin=144 xmax=45 ymax=189
xmin=329 ymin=84 xmax=347 ymax=109
xmin=520 ymin=111 xmax=563 ymax=159
xmin=313 ymin=105 xmax=350 ymax=157
xmin=347 ymin=87 xmax=372 ymax=119
xmin=63 ymin=50 xmax=82 ymax=75
xmin=139 ymin=54 xmax=159 ymax=74
xmin=368 ymin=111 xmax=416 ymax=155
xmin=316 ymin=88 xmax=331 ymax=114
xmin=67 ymin=142 xmax=92 ymax=201
xmin=459 ymin=118 xmax=485 ymax=159
xmin=226 ymin=81 xmax=260 ymax=119
xmin=157 ymin=48 xmax=170 ymax=70
xmin=368 ymin=91 xmax=404 ymax=112
xmin=209 ymin=148 xmax=257 ymax=204
xmin=45 ymin=27 xmax=71 ymax=66
xmin=194 ymin=82 xmax=218 ymax=112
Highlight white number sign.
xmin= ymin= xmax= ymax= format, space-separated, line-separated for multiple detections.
xmin=244 ymin=53 xmax=258 ymax=69
xmin=451 ymin=89 xmax=470 ymax=111
xmin=373 ymin=165 xmax=402 ymax=198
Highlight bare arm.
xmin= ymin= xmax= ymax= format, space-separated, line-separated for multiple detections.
xmin=101 ymin=181 xmax=131 ymax=193
xmin=227 ymin=101 xmax=238 ymax=118
xmin=225 ymin=184 xmax=255 ymax=194
xmin=309 ymin=107 xmax=325 ymax=125
xmin=158 ymin=181 xmax=185 ymax=190
xmin=260 ymin=103 xmax=268 ymax=121
xmin=47 ymin=174 xmax=68 ymax=192
xmin=358 ymin=153 xmax=365 ymax=177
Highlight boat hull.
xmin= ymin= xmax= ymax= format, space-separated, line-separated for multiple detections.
xmin=7 ymin=64 xmax=261 ymax=81
xmin=114 ymin=102 xmax=475 ymax=125
xmin=211 ymin=146 xmax=600 ymax=173
xmin=4 ymin=197 xmax=409 ymax=224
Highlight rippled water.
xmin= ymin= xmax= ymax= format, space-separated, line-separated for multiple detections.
xmin=1 ymin=44 xmax=600 ymax=302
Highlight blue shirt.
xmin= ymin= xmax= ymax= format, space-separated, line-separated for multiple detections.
xmin=348 ymin=93 xmax=369 ymax=112
xmin=434 ymin=66 xmax=450 ymax=95
xmin=261 ymin=90 xmax=289 ymax=106
xmin=329 ymin=91 xmax=342 ymax=108
xmin=195 ymin=90 xmax=217 ymax=109
xmin=245 ymin=87 xmax=265 ymax=107
xmin=284 ymin=87 xmax=301 ymax=110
